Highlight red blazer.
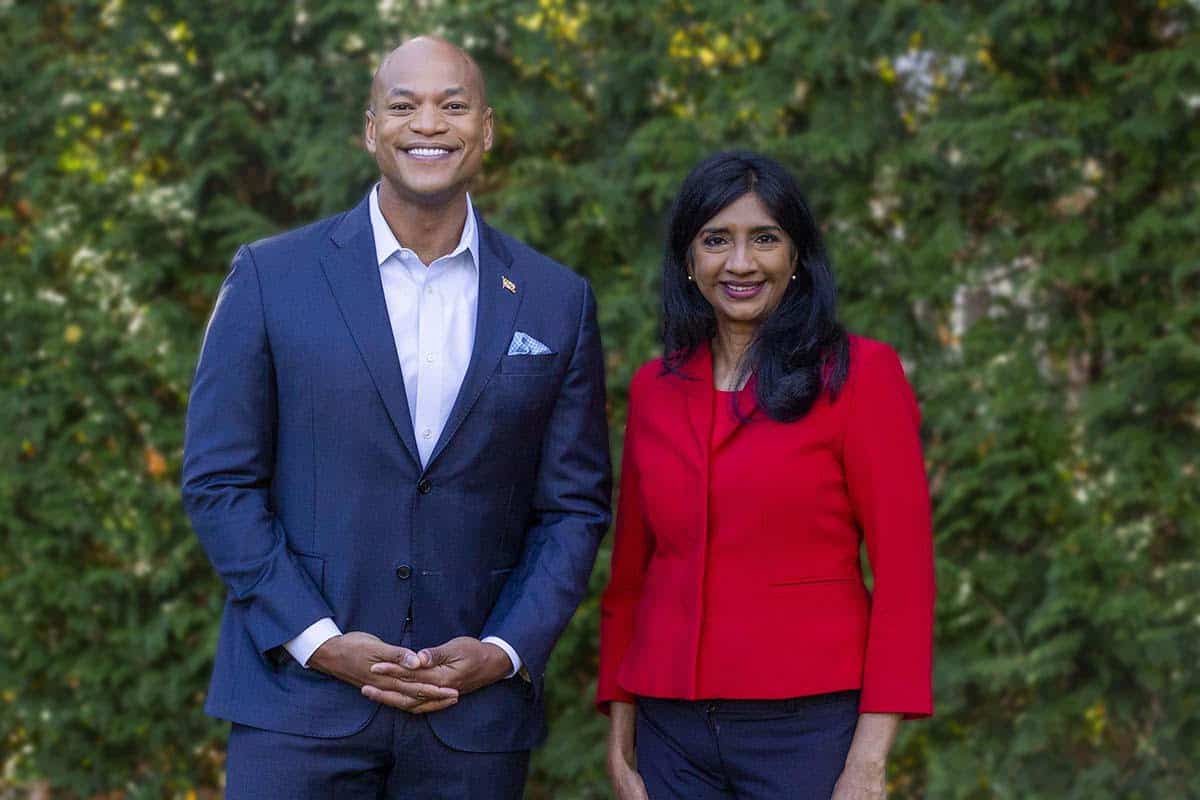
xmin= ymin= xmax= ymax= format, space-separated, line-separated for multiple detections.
xmin=597 ymin=335 xmax=934 ymax=718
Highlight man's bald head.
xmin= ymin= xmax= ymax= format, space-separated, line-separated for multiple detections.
xmin=363 ymin=34 xmax=494 ymax=208
xmin=370 ymin=36 xmax=488 ymax=112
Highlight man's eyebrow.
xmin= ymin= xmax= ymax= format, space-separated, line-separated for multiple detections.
xmin=385 ymin=85 xmax=470 ymax=99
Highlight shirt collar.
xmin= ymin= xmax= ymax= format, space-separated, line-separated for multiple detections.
xmin=368 ymin=183 xmax=479 ymax=272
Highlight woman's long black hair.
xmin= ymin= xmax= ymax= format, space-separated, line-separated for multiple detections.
xmin=662 ymin=151 xmax=850 ymax=422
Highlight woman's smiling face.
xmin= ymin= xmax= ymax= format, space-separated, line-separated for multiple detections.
xmin=687 ymin=192 xmax=797 ymax=332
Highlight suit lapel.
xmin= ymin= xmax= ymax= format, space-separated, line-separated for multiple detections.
xmin=677 ymin=341 xmax=756 ymax=456
xmin=320 ymin=195 xmax=421 ymax=467
xmin=426 ymin=215 xmax=520 ymax=469
xmin=680 ymin=343 xmax=715 ymax=460
xmin=713 ymin=376 xmax=757 ymax=452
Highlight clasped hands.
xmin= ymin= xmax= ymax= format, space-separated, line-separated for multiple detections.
xmin=307 ymin=631 xmax=512 ymax=714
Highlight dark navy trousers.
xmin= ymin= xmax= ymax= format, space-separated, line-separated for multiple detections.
xmin=635 ymin=691 xmax=860 ymax=800
xmin=225 ymin=706 xmax=529 ymax=799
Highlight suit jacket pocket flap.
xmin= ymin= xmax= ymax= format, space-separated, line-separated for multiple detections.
xmin=498 ymin=353 xmax=558 ymax=375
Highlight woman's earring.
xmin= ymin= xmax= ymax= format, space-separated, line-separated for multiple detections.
xmin=791 ymin=273 xmax=797 ymax=281
xmin=687 ymin=274 xmax=694 ymax=281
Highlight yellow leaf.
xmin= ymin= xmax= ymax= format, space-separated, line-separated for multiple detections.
xmin=668 ymin=29 xmax=691 ymax=59
xmin=64 ymin=324 xmax=83 ymax=344
xmin=168 ymin=20 xmax=191 ymax=43
xmin=517 ymin=11 xmax=543 ymax=32
xmin=144 ymin=446 xmax=168 ymax=478
xmin=1084 ymin=700 xmax=1107 ymax=745
xmin=875 ymin=57 xmax=896 ymax=84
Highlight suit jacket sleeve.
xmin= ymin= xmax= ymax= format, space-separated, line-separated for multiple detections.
xmin=843 ymin=343 xmax=936 ymax=718
xmin=480 ymin=281 xmax=612 ymax=682
xmin=181 ymin=246 xmax=334 ymax=660
xmin=596 ymin=372 xmax=652 ymax=712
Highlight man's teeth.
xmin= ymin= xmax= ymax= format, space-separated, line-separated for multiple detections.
xmin=408 ymin=147 xmax=449 ymax=156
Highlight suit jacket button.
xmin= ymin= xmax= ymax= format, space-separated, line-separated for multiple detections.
xmin=395 ymin=565 xmax=412 ymax=580
xmin=417 ymin=479 xmax=432 ymax=495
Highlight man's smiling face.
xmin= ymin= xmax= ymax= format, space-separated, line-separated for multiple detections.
xmin=365 ymin=38 xmax=494 ymax=207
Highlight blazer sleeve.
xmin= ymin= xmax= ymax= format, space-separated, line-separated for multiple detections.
xmin=596 ymin=372 xmax=653 ymax=713
xmin=480 ymin=281 xmax=612 ymax=685
xmin=181 ymin=246 xmax=334 ymax=660
xmin=842 ymin=343 xmax=936 ymax=719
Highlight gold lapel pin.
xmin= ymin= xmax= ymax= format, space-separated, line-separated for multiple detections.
xmin=502 ymin=276 xmax=517 ymax=294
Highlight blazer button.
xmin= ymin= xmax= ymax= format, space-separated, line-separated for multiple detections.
xmin=417 ymin=479 xmax=432 ymax=495
xmin=395 ymin=565 xmax=412 ymax=580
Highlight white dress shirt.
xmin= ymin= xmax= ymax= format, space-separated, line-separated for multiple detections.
xmin=284 ymin=186 xmax=520 ymax=677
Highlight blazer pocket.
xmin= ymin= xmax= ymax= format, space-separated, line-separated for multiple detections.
xmin=768 ymin=575 xmax=856 ymax=588
xmin=498 ymin=353 xmax=558 ymax=375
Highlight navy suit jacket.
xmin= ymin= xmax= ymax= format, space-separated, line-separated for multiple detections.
xmin=181 ymin=192 xmax=612 ymax=751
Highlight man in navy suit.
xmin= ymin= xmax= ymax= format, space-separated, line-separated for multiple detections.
xmin=182 ymin=36 xmax=611 ymax=797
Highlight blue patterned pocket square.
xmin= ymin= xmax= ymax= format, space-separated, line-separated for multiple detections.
xmin=507 ymin=331 xmax=553 ymax=356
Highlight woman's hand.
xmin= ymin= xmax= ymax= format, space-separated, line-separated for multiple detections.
xmin=831 ymin=712 xmax=900 ymax=800
xmin=830 ymin=759 xmax=887 ymax=799
xmin=607 ymin=701 xmax=649 ymax=800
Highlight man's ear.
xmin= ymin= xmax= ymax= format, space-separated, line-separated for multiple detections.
xmin=364 ymin=108 xmax=377 ymax=154
xmin=482 ymin=106 xmax=495 ymax=153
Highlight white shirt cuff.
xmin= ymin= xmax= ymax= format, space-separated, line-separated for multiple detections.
xmin=481 ymin=636 xmax=521 ymax=678
xmin=284 ymin=617 xmax=342 ymax=668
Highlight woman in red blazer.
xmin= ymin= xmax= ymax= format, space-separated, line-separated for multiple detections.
xmin=598 ymin=152 xmax=935 ymax=800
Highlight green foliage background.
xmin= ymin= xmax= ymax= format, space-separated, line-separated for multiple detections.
xmin=2 ymin=1 xmax=1198 ymax=797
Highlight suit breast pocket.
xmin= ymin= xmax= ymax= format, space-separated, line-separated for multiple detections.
xmin=498 ymin=353 xmax=559 ymax=375
xmin=481 ymin=370 xmax=560 ymax=446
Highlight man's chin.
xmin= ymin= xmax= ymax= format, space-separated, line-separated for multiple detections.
xmin=381 ymin=176 xmax=468 ymax=209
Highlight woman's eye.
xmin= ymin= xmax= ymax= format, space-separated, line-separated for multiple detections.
xmin=702 ymin=235 xmax=728 ymax=247
xmin=755 ymin=232 xmax=781 ymax=245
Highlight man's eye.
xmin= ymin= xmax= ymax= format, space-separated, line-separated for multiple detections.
xmin=445 ymin=102 xmax=467 ymax=111
xmin=390 ymin=104 xmax=412 ymax=112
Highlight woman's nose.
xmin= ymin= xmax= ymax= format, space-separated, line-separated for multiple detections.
xmin=725 ymin=242 xmax=754 ymax=273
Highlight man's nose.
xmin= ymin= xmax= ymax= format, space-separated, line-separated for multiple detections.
xmin=410 ymin=103 xmax=447 ymax=135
